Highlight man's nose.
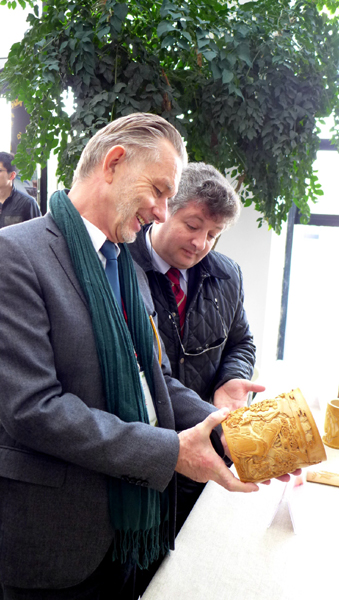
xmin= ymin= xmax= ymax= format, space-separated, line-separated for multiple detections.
xmin=192 ymin=232 xmax=207 ymax=251
xmin=152 ymin=196 xmax=168 ymax=223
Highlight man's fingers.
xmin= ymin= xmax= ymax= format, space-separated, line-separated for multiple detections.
xmin=291 ymin=468 xmax=302 ymax=476
xmin=262 ymin=468 xmax=303 ymax=485
xmin=219 ymin=467 xmax=259 ymax=493
xmin=249 ymin=382 xmax=266 ymax=393
xmin=220 ymin=433 xmax=231 ymax=458
xmin=200 ymin=407 xmax=230 ymax=434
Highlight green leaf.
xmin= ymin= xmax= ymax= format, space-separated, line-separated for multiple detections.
xmin=84 ymin=113 xmax=94 ymax=125
xmin=222 ymin=69 xmax=233 ymax=84
xmin=161 ymin=35 xmax=176 ymax=48
xmin=202 ymin=50 xmax=218 ymax=61
xmin=237 ymin=25 xmax=249 ymax=37
xmin=113 ymin=82 xmax=126 ymax=92
xmin=177 ymin=39 xmax=190 ymax=51
xmin=157 ymin=21 xmax=176 ymax=37
xmin=197 ymin=38 xmax=210 ymax=50
xmin=145 ymin=84 xmax=157 ymax=92
xmin=236 ymin=43 xmax=252 ymax=67
xmin=181 ymin=31 xmax=192 ymax=43
xmin=114 ymin=3 xmax=128 ymax=21
xmin=240 ymin=3 xmax=257 ymax=12
xmin=210 ymin=62 xmax=221 ymax=79
xmin=111 ymin=17 xmax=123 ymax=34
xmin=93 ymin=105 xmax=106 ymax=117
xmin=97 ymin=26 xmax=110 ymax=40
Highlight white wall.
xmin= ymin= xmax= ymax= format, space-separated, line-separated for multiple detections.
xmin=0 ymin=98 xmax=11 ymax=151
xmin=216 ymin=203 xmax=287 ymax=374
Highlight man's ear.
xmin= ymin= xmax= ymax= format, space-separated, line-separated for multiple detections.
xmin=9 ymin=171 xmax=16 ymax=182
xmin=103 ymin=145 xmax=127 ymax=183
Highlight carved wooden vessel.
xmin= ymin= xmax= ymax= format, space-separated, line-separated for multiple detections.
xmin=323 ymin=399 xmax=339 ymax=449
xmin=221 ymin=388 xmax=326 ymax=483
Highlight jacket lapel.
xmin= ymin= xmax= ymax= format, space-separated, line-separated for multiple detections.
xmin=45 ymin=213 xmax=88 ymax=307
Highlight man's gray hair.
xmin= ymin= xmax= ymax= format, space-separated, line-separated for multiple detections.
xmin=73 ymin=112 xmax=187 ymax=184
xmin=168 ymin=162 xmax=241 ymax=228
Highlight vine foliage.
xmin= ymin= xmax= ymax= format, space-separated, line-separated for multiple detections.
xmin=1 ymin=0 xmax=339 ymax=232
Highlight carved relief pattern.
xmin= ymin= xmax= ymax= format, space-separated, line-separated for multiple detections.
xmin=222 ymin=389 xmax=326 ymax=483
xmin=323 ymin=400 xmax=339 ymax=449
xmin=307 ymin=470 xmax=339 ymax=487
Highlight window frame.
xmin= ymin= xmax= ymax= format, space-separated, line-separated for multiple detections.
xmin=277 ymin=139 xmax=339 ymax=359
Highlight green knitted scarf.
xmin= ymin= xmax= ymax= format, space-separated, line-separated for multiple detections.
xmin=49 ymin=190 xmax=170 ymax=569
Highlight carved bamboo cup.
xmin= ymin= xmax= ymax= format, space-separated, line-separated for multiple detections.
xmin=221 ymin=388 xmax=326 ymax=483
xmin=323 ymin=399 xmax=339 ymax=449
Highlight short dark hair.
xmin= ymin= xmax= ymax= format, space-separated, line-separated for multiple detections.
xmin=168 ymin=162 xmax=241 ymax=228
xmin=0 ymin=152 xmax=16 ymax=173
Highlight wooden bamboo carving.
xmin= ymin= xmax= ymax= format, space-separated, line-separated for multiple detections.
xmin=306 ymin=471 xmax=339 ymax=487
xmin=323 ymin=399 xmax=339 ymax=449
xmin=221 ymin=388 xmax=326 ymax=483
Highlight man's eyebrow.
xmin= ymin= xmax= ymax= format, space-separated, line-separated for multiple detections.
xmin=156 ymin=177 xmax=176 ymax=194
xmin=187 ymin=214 xmax=225 ymax=231
xmin=186 ymin=214 xmax=204 ymax=223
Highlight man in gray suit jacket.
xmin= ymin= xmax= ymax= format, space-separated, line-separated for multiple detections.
xmin=0 ymin=113 xmax=291 ymax=600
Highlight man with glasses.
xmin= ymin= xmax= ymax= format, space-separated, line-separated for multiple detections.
xmin=0 ymin=152 xmax=40 ymax=229
xmin=130 ymin=162 xmax=264 ymax=531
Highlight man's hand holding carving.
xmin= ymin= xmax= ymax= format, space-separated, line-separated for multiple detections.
xmin=213 ymin=379 xmax=266 ymax=411
xmin=176 ymin=408 xmax=260 ymax=493
xmin=176 ymin=408 xmax=303 ymax=492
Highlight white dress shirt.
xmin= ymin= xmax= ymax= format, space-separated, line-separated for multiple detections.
xmin=82 ymin=217 xmax=120 ymax=267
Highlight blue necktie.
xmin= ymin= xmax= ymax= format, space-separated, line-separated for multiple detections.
xmin=100 ymin=240 xmax=123 ymax=312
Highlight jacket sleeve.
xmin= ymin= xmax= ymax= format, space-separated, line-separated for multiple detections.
xmin=28 ymin=196 xmax=42 ymax=219
xmin=212 ymin=263 xmax=256 ymax=394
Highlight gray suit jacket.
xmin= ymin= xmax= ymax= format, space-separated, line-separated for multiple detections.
xmin=0 ymin=214 xmax=217 ymax=589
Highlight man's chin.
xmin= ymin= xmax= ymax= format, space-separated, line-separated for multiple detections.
xmin=177 ymin=254 xmax=198 ymax=270
xmin=121 ymin=229 xmax=137 ymax=244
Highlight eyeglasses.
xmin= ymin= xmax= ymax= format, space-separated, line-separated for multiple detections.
xmin=0 ymin=169 xmax=9 ymax=173
xmin=168 ymin=296 xmax=228 ymax=357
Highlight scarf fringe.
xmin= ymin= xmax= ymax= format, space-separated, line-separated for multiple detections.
xmin=111 ymin=521 xmax=170 ymax=570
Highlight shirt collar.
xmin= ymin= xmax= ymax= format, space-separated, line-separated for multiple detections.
xmin=81 ymin=217 xmax=120 ymax=257
xmin=145 ymin=225 xmax=188 ymax=283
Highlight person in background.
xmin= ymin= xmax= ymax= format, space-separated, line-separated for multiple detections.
xmin=130 ymin=162 xmax=265 ymax=531
xmin=0 ymin=114 xmax=270 ymax=600
xmin=0 ymin=151 xmax=41 ymax=228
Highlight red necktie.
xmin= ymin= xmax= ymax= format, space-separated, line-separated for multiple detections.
xmin=166 ymin=267 xmax=187 ymax=337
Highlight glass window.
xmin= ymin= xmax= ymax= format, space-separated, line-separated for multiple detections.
xmin=283 ymin=224 xmax=339 ymax=397
xmin=312 ymin=150 xmax=339 ymax=215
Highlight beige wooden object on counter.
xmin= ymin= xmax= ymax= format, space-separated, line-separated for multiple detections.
xmin=306 ymin=470 xmax=339 ymax=487
xmin=221 ymin=388 xmax=326 ymax=483
xmin=323 ymin=399 xmax=339 ymax=449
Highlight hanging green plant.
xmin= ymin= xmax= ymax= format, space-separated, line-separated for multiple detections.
xmin=1 ymin=0 xmax=339 ymax=232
